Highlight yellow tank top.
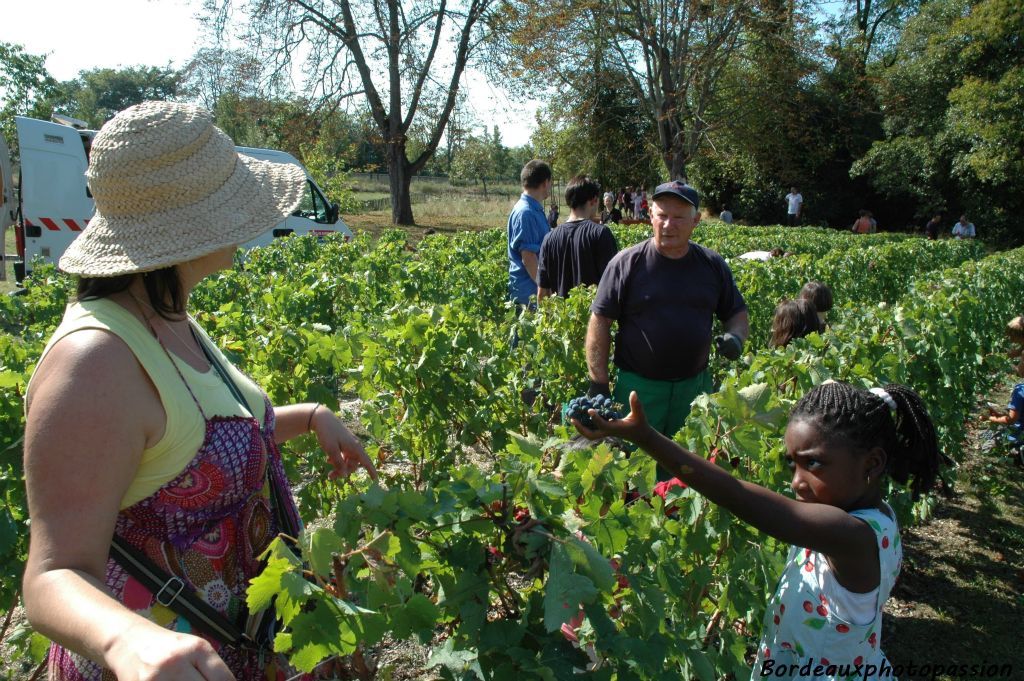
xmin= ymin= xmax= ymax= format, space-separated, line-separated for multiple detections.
xmin=29 ymin=298 xmax=267 ymax=509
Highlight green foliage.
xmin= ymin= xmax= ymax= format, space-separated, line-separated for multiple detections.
xmin=853 ymin=0 xmax=1024 ymax=242
xmin=449 ymin=135 xmax=500 ymax=195
xmin=2 ymin=224 xmax=1020 ymax=678
xmin=47 ymin=65 xmax=182 ymax=129
xmin=300 ymin=138 xmax=360 ymax=214
xmin=0 ymin=42 xmax=59 ymax=157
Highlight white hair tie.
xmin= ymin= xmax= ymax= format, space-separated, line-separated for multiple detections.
xmin=869 ymin=387 xmax=897 ymax=412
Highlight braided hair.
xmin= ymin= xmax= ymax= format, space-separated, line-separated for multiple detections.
xmin=789 ymin=382 xmax=942 ymax=499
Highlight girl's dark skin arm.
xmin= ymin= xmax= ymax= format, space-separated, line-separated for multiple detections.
xmin=575 ymin=391 xmax=884 ymax=593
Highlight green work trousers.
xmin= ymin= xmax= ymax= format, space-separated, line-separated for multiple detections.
xmin=613 ymin=368 xmax=713 ymax=480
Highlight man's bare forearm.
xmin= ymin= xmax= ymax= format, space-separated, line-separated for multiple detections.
xmin=521 ymin=250 xmax=539 ymax=284
xmin=586 ymin=314 xmax=612 ymax=382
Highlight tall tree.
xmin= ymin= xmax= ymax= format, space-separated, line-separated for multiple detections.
xmin=181 ymin=48 xmax=265 ymax=111
xmin=450 ymin=132 xmax=499 ymax=196
xmin=207 ymin=0 xmax=496 ymax=225
xmin=494 ymin=0 xmax=748 ymax=180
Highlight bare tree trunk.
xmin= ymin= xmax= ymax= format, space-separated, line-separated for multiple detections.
xmin=667 ymin=151 xmax=688 ymax=183
xmin=387 ymin=142 xmax=415 ymax=225
xmin=657 ymin=115 xmax=689 ymax=181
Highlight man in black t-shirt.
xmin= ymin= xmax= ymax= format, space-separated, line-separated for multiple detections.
xmin=585 ymin=181 xmax=749 ymax=476
xmin=537 ymin=175 xmax=619 ymax=300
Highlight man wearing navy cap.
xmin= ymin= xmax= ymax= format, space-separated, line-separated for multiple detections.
xmin=586 ymin=181 xmax=749 ymax=476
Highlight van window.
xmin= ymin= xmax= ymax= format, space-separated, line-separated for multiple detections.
xmin=293 ymin=179 xmax=330 ymax=223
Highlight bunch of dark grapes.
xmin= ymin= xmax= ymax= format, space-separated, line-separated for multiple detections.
xmin=567 ymin=394 xmax=622 ymax=428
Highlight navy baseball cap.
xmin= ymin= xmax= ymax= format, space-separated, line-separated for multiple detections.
xmin=652 ymin=181 xmax=700 ymax=210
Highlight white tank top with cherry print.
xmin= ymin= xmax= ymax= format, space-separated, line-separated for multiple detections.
xmin=753 ymin=504 xmax=902 ymax=680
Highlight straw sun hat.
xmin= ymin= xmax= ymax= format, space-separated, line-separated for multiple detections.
xmin=59 ymin=100 xmax=306 ymax=277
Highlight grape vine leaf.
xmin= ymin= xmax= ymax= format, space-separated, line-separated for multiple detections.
xmin=427 ymin=638 xmax=483 ymax=678
xmin=543 ymin=542 xmax=598 ymax=632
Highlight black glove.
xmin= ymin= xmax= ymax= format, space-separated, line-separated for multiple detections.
xmin=588 ymin=380 xmax=611 ymax=399
xmin=714 ymin=333 xmax=744 ymax=361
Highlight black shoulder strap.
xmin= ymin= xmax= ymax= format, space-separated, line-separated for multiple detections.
xmin=189 ymin=323 xmax=302 ymax=541
xmin=110 ymin=535 xmax=247 ymax=645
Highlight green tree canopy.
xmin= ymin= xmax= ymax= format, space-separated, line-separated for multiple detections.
xmin=852 ymin=0 xmax=1024 ymax=242
xmin=49 ymin=65 xmax=183 ymax=129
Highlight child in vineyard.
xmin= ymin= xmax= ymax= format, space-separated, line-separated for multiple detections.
xmin=770 ymin=298 xmax=823 ymax=348
xmin=800 ymin=281 xmax=833 ymax=328
xmin=986 ymin=320 xmax=1024 ymax=457
xmin=574 ymin=381 xmax=942 ymax=680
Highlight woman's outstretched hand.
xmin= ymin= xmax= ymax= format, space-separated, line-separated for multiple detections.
xmin=572 ymin=390 xmax=653 ymax=444
xmin=311 ymin=409 xmax=379 ymax=482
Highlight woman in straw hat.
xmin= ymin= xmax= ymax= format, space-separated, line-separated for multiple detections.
xmin=22 ymin=101 xmax=376 ymax=681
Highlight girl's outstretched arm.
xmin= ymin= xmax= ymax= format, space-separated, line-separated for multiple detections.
xmin=575 ymin=392 xmax=879 ymax=588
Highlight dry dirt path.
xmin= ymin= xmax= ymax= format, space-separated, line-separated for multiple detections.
xmin=881 ymin=375 xmax=1024 ymax=681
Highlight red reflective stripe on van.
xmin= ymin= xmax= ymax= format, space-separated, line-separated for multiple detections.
xmin=40 ymin=218 xmax=61 ymax=231
xmin=63 ymin=219 xmax=83 ymax=231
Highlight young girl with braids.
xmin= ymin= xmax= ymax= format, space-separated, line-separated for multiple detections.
xmin=574 ymin=381 xmax=942 ymax=679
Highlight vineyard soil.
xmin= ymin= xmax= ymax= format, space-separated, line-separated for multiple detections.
xmin=883 ymin=373 xmax=1024 ymax=681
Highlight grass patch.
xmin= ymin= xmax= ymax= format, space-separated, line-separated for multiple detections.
xmin=344 ymin=195 xmax=517 ymax=239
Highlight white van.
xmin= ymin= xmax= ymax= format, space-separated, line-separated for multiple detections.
xmin=1 ymin=116 xmax=353 ymax=283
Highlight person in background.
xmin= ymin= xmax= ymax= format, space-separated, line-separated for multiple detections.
xmin=986 ymin=355 xmax=1024 ymax=450
xmin=600 ymin=192 xmax=622 ymax=225
xmin=852 ymin=209 xmax=872 ymax=234
xmin=737 ymin=247 xmax=785 ymax=262
xmin=1006 ymin=316 xmax=1024 ymax=373
xmin=925 ymin=213 xmax=942 ymax=240
xmin=586 ymin=181 xmax=749 ymax=478
xmin=770 ymin=298 xmax=823 ymax=348
xmin=719 ymin=206 xmax=734 ymax=224
xmin=800 ymin=281 xmax=834 ymax=328
xmin=633 ymin=188 xmax=644 ymax=219
xmin=507 ymin=160 xmax=553 ymax=307
xmin=537 ymin=175 xmax=619 ymax=301
xmin=547 ymin=199 xmax=560 ymax=230
xmin=952 ymin=215 xmax=976 ymax=239
xmin=785 ymin=186 xmax=803 ymax=226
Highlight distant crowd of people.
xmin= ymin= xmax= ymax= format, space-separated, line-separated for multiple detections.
xmin=545 ymin=184 xmax=655 ymax=230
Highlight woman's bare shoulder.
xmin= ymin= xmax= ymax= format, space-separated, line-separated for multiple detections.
xmin=27 ymin=328 xmax=158 ymax=419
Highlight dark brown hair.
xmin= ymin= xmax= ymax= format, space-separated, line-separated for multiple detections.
xmin=800 ymin=281 xmax=834 ymax=313
xmin=76 ymin=267 xmax=185 ymax=319
xmin=520 ymin=160 xmax=552 ymax=189
xmin=770 ymin=298 xmax=820 ymax=348
xmin=790 ymin=382 xmax=942 ymax=499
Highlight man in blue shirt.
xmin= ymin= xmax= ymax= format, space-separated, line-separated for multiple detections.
xmin=508 ymin=160 xmax=553 ymax=305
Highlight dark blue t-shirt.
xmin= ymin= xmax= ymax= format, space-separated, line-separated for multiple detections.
xmin=591 ymin=239 xmax=746 ymax=381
